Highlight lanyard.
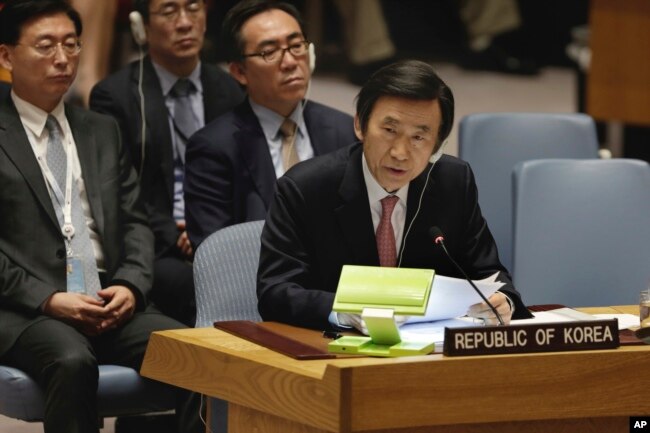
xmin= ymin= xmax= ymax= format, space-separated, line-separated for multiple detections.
xmin=37 ymin=123 xmax=76 ymax=244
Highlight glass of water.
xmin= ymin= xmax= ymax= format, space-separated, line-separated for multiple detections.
xmin=640 ymin=289 xmax=650 ymax=327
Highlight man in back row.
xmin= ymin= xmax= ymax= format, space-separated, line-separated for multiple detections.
xmin=184 ymin=0 xmax=356 ymax=248
xmin=0 ymin=1 xmax=201 ymax=431
xmin=258 ymin=60 xmax=532 ymax=331
xmin=91 ymin=0 xmax=244 ymax=326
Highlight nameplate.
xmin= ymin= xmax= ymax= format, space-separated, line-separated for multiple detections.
xmin=443 ymin=319 xmax=619 ymax=356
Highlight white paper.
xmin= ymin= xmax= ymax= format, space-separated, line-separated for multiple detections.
xmin=513 ymin=308 xmax=597 ymax=325
xmin=400 ymin=317 xmax=477 ymax=352
xmin=594 ymin=313 xmax=640 ymax=330
xmin=405 ymin=273 xmax=503 ymax=324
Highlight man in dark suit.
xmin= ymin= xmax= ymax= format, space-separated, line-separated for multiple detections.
xmin=90 ymin=0 xmax=244 ymax=325
xmin=184 ymin=0 xmax=356 ymax=247
xmin=0 ymin=2 xmax=201 ymax=432
xmin=258 ymin=60 xmax=532 ymax=332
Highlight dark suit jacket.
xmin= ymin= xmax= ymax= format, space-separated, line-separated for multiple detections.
xmin=0 ymin=93 xmax=154 ymax=357
xmin=89 ymin=58 xmax=244 ymax=257
xmin=257 ymin=143 xmax=531 ymax=330
xmin=184 ymin=98 xmax=356 ymax=247
xmin=0 ymin=81 xmax=9 ymax=99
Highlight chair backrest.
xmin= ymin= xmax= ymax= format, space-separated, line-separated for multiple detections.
xmin=512 ymin=158 xmax=650 ymax=307
xmin=193 ymin=220 xmax=264 ymax=327
xmin=459 ymin=113 xmax=599 ymax=272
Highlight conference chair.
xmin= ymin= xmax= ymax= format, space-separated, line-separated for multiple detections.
xmin=511 ymin=158 xmax=650 ymax=307
xmin=458 ymin=112 xmax=599 ymax=272
xmin=0 ymin=364 xmax=175 ymax=427
xmin=192 ymin=220 xmax=265 ymax=432
xmin=193 ymin=220 xmax=264 ymax=328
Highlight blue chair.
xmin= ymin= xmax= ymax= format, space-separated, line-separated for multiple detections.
xmin=193 ymin=220 xmax=265 ymax=432
xmin=0 ymin=364 xmax=175 ymax=426
xmin=459 ymin=113 xmax=599 ymax=272
xmin=194 ymin=220 xmax=264 ymax=328
xmin=512 ymin=159 xmax=650 ymax=307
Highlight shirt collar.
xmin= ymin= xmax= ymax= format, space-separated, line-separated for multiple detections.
xmin=11 ymin=90 xmax=66 ymax=138
xmin=249 ymin=99 xmax=307 ymax=142
xmin=362 ymin=152 xmax=409 ymax=204
xmin=151 ymin=60 xmax=203 ymax=96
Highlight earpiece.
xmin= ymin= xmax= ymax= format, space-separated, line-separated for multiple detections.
xmin=129 ymin=10 xmax=147 ymax=176
xmin=429 ymin=140 xmax=447 ymax=164
xmin=308 ymin=42 xmax=316 ymax=73
xmin=129 ymin=11 xmax=147 ymax=46
xmin=397 ymin=139 xmax=446 ymax=267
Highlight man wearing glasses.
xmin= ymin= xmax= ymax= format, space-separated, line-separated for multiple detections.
xmin=184 ymin=0 xmax=356 ymax=248
xmin=0 ymin=1 xmax=202 ymax=432
xmin=90 ymin=0 xmax=244 ymax=326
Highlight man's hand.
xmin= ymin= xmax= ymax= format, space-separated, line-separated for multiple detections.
xmin=467 ymin=292 xmax=512 ymax=326
xmin=337 ymin=313 xmax=368 ymax=334
xmin=42 ymin=292 xmax=107 ymax=336
xmin=337 ymin=313 xmax=409 ymax=335
xmin=97 ymin=285 xmax=136 ymax=331
xmin=176 ymin=221 xmax=193 ymax=258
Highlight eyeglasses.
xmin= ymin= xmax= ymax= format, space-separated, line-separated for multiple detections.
xmin=150 ymin=0 xmax=204 ymax=22
xmin=243 ymin=41 xmax=310 ymax=64
xmin=17 ymin=39 xmax=82 ymax=58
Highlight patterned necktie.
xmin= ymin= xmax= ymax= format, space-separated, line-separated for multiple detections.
xmin=45 ymin=115 xmax=102 ymax=296
xmin=376 ymin=195 xmax=399 ymax=267
xmin=170 ymin=78 xmax=199 ymax=162
xmin=170 ymin=78 xmax=198 ymax=219
xmin=280 ymin=118 xmax=300 ymax=171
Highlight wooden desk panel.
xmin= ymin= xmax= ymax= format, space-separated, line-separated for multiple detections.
xmin=587 ymin=0 xmax=650 ymax=125
xmin=141 ymin=307 xmax=648 ymax=433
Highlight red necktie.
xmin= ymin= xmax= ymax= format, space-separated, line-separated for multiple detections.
xmin=376 ymin=195 xmax=399 ymax=267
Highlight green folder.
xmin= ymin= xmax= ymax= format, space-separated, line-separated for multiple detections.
xmin=332 ymin=265 xmax=435 ymax=315
xmin=329 ymin=265 xmax=436 ymax=357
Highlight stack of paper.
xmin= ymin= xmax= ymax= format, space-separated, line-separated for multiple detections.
xmin=404 ymin=273 xmax=503 ymax=324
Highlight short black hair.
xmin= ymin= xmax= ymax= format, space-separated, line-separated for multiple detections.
xmin=355 ymin=60 xmax=455 ymax=148
xmin=0 ymin=0 xmax=82 ymax=45
xmin=221 ymin=0 xmax=306 ymax=62
xmin=132 ymin=0 xmax=150 ymax=24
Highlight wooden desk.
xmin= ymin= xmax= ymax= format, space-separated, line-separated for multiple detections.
xmin=587 ymin=0 xmax=650 ymax=126
xmin=141 ymin=306 xmax=648 ymax=433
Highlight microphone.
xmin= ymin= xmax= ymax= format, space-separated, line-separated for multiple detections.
xmin=428 ymin=226 xmax=505 ymax=326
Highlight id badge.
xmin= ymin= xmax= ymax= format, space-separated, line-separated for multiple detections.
xmin=66 ymin=255 xmax=87 ymax=294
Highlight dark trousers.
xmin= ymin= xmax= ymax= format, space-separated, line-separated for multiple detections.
xmin=1 ymin=307 xmax=203 ymax=433
xmin=151 ymin=257 xmax=196 ymax=327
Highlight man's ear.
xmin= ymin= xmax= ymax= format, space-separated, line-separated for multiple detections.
xmin=353 ymin=114 xmax=364 ymax=141
xmin=228 ymin=61 xmax=248 ymax=86
xmin=0 ymin=45 xmax=13 ymax=72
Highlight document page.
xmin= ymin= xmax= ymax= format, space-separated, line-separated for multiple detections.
xmin=404 ymin=274 xmax=503 ymax=324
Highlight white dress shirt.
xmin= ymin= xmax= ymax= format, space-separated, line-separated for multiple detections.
xmin=250 ymin=100 xmax=314 ymax=179
xmin=12 ymin=91 xmax=105 ymax=270
xmin=361 ymin=153 xmax=409 ymax=254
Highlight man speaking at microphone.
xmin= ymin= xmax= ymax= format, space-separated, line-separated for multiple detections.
xmin=257 ymin=60 xmax=531 ymax=332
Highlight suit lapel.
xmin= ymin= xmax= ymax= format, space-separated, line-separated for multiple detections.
xmin=235 ymin=101 xmax=277 ymax=208
xmin=334 ymin=146 xmax=379 ymax=265
xmin=304 ymin=103 xmax=337 ymax=156
xmin=66 ymin=105 xmax=105 ymax=235
xmin=136 ymin=58 xmax=174 ymax=201
xmin=0 ymin=97 xmax=60 ymax=230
